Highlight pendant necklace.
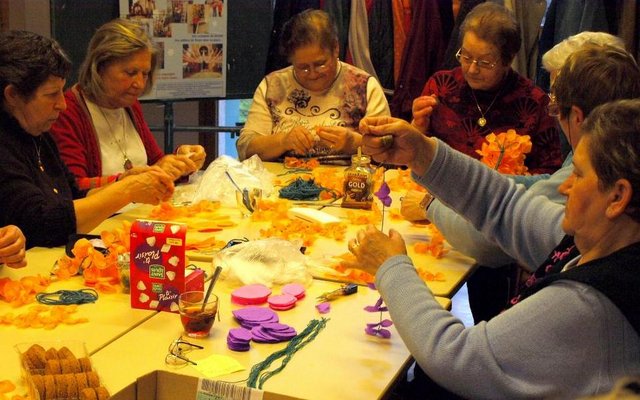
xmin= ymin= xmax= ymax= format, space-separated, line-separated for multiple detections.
xmin=470 ymin=88 xmax=501 ymax=128
xmin=98 ymin=106 xmax=133 ymax=170
xmin=33 ymin=137 xmax=44 ymax=172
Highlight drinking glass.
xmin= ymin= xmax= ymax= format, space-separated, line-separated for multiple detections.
xmin=235 ymin=187 xmax=262 ymax=217
xmin=178 ymin=291 xmax=218 ymax=338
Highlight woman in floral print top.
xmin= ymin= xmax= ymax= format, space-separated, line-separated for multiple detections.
xmin=237 ymin=9 xmax=389 ymax=161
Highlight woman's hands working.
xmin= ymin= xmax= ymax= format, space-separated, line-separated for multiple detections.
xmin=411 ymin=95 xmax=438 ymax=134
xmin=348 ymin=225 xmax=407 ymax=275
xmin=0 ymin=225 xmax=26 ymax=268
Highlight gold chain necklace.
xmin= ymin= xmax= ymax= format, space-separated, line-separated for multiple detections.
xmin=97 ymin=106 xmax=133 ymax=170
xmin=33 ymin=137 xmax=44 ymax=172
xmin=470 ymin=88 xmax=501 ymax=127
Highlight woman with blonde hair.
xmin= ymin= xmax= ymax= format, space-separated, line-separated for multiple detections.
xmin=51 ymin=18 xmax=205 ymax=191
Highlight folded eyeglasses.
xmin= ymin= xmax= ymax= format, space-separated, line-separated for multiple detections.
xmin=165 ymin=337 xmax=204 ymax=366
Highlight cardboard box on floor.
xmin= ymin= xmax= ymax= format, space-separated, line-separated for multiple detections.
xmin=110 ymin=370 xmax=301 ymax=400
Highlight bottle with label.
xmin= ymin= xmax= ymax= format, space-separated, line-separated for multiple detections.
xmin=341 ymin=153 xmax=374 ymax=209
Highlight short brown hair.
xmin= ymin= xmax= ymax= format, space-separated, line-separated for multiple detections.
xmin=553 ymin=44 xmax=640 ymax=119
xmin=79 ymin=18 xmax=158 ymax=101
xmin=279 ymin=9 xmax=338 ymax=60
xmin=460 ymin=2 xmax=521 ymax=65
xmin=583 ymin=99 xmax=640 ymax=222
xmin=0 ymin=31 xmax=71 ymax=102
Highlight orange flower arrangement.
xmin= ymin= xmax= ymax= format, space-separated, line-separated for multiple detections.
xmin=476 ymin=129 xmax=532 ymax=175
xmin=55 ymin=222 xmax=132 ymax=292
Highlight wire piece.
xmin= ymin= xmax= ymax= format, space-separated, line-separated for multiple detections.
xmin=36 ymin=289 xmax=99 ymax=305
xmin=247 ymin=318 xmax=329 ymax=389
xmin=279 ymin=177 xmax=325 ymax=200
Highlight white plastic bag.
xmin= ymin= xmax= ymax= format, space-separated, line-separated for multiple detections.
xmin=191 ymin=154 xmax=274 ymax=207
xmin=213 ymin=238 xmax=313 ymax=287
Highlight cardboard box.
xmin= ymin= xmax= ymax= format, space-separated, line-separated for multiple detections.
xmin=130 ymin=220 xmax=203 ymax=313
xmin=110 ymin=370 xmax=300 ymax=400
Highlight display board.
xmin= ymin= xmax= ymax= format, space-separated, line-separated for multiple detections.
xmin=51 ymin=0 xmax=271 ymax=100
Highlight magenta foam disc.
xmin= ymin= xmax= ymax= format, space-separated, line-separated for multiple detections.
xmin=267 ymin=294 xmax=297 ymax=311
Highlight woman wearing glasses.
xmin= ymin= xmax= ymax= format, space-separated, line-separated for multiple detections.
xmin=50 ymin=19 xmax=206 ymax=191
xmin=236 ymin=9 xmax=390 ymax=161
xmin=412 ymin=2 xmax=562 ymax=175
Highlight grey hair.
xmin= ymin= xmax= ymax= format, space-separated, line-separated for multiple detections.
xmin=79 ymin=18 xmax=157 ymax=101
xmin=583 ymin=99 xmax=640 ymax=222
xmin=542 ymin=31 xmax=625 ymax=73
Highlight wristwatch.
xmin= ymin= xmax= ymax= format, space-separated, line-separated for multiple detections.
xmin=419 ymin=193 xmax=435 ymax=219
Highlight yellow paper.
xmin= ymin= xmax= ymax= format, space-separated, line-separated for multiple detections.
xmin=192 ymin=354 xmax=245 ymax=377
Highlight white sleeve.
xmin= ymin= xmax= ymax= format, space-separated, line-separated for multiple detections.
xmin=364 ymin=76 xmax=390 ymax=118
xmin=236 ymin=78 xmax=271 ymax=161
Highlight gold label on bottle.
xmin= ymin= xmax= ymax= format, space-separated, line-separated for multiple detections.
xmin=342 ymin=173 xmax=372 ymax=209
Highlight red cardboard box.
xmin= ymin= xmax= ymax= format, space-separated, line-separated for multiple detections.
xmin=129 ymin=220 xmax=203 ymax=312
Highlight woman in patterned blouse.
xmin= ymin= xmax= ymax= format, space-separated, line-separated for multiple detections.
xmin=237 ymin=9 xmax=390 ymax=161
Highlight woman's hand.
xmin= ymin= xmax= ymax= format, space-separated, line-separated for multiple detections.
xmin=120 ymin=167 xmax=175 ymax=204
xmin=155 ymin=154 xmax=198 ymax=180
xmin=400 ymin=190 xmax=431 ymax=222
xmin=281 ymin=126 xmax=315 ymax=155
xmin=316 ymin=126 xmax=360 ymax=153
xmin=348 ymin=225 xmax=407 ymax=276
xmin=411 ymin=95 xmax=438 ymax=134
xmin=359 ymin=116 xmax=435 ymax=175
xmin=119 ymin=165 xmax=154 ymax=180
xmin=177 ymin=144 xmax=206 ymax=170
xmin=0 ymin=225 xmax=27 ymax=268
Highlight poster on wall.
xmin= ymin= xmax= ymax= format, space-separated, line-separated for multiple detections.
xmin=119 ymin=0 xmax=227 ymax=100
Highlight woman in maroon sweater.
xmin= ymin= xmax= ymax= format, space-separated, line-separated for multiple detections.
xmin=412 ymin=3 xmax=562 ymax=175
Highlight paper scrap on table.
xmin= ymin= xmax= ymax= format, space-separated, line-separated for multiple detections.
xmin=192 ymin=354 xmax=245 ymax=377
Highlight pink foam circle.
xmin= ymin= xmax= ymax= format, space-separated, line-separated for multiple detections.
xmin=282 ymin=283 xmax=306 ymax=299
xmin=231 ymin=284 xmax=272 ymax=305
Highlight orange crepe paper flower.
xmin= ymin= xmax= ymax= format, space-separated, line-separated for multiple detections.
xmin=0 ymin=275 xmax=50 ymax=307
xmin=0 ymin=379 xmax=28 ymax=400
xmin=386 ymin=168 xmax=427 ymax=192
xmin=326 ymin=253 xmax=375 ymax=284
xmin=148 ymin=200 xmax=225 ymax=222
xmin=0 ymin=304 xmax=88 ymax=329
xmin=251 ymin=198 xmax=291 ymax=221
xmin=312 ymin=168 xmax=344 ymax=199
xmin=413 ymin=226 xmax=449 ymax=259
xmin=55 ymin=222 xmax=132 ymax=293
xmin=284 ymin=156 xmax=320 ymax=170
xmin=476 ymin=129 xmax=532 ymax=175
xmin=345 ymin=202 xmax=382 ymax=225
xmin=249 ymin=198 xmax=349 ymax=250
xmin=259 ymin=219 xmax=347 ymax=249
xmin=0 ymin=380 xmax=16 ymax=394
